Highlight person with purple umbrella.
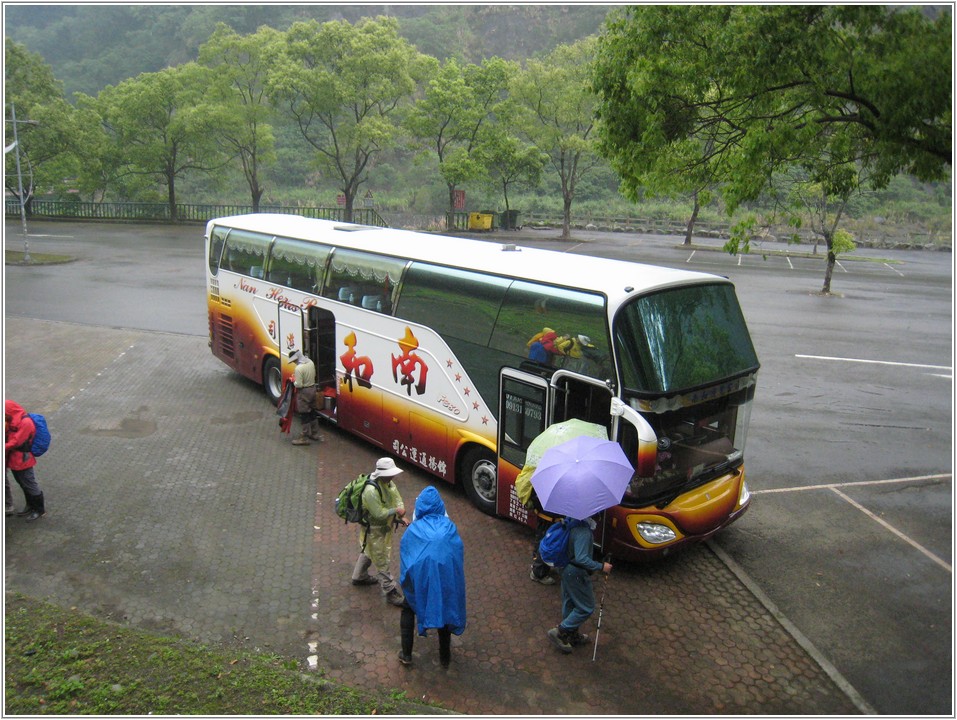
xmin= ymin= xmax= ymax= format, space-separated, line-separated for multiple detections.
xmin=547 ymin=514 xmax=612 ymax=654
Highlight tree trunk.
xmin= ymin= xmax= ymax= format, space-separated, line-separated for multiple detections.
xmin=684 ymin=190 xmax=700 ymax=246
xmin=447 ymin=183 xmax=456 ymax=215
xmin=561 ymin=194 xmax=572 ymax=240
xmin=251 ymin=185 xmax=264 ymax=213
xmin=821 ymin=250 xmax=836 ymax=294
xmin=167 ymin=174 xmax=177 ymax=222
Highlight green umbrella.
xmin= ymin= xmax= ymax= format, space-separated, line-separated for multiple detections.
xmin=515 ymin=419 xmax=608 ymax=507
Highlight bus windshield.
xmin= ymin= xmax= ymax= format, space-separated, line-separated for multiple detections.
xmin=614 ymin=283 xmax=759 ymax=395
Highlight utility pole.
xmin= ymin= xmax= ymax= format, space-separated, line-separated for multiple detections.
xmin=5 ymin=102 xmax=39 ymax=242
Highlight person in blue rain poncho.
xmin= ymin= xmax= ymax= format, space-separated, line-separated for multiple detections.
xmin=397 ymin=486 xmax=467 ymax=667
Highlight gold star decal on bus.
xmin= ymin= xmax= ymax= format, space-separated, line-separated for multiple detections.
xmin=446 ymin=359 xmax=454 ymax=368
xmin=454 ymin=373 xmax=462 ymax=382
xmin=463 ymin=387 xmax=471 ymax=396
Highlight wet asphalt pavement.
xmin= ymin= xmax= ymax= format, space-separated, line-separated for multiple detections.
xmin=4 ymin=219 xmax=952 ymax=714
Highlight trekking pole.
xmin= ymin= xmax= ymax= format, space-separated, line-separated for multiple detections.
xmin=592 ymin=554 xmax=611 ymax=662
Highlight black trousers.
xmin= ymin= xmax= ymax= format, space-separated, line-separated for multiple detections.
xmin=401 ymin=601 xmax=451 ymax=664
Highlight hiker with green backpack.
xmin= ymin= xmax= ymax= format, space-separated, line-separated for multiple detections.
xmin=349 ymin=458 xmax=409 ymax=606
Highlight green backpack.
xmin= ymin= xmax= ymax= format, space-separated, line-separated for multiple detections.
xmin=334 ymin=474 xmax=382 ymax=524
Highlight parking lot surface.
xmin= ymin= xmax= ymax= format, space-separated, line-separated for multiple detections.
xmin=4 ymin=315 xmax=862 ymax=714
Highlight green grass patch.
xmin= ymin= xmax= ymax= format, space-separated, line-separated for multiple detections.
xmin=4 ymin=593 xmax=411 ymax=715
xmin=5 ymin=250 xmax=76 ymax=265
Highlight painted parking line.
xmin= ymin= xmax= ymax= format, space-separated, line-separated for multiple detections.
xmin=830 ymin=486 xmax=952 ymax=573
xmin=795 ymin=354 xmax=952 ymax=372
xmin=883 ymin=262 xmax=905 ymax=277
xmin=752 ymin=474 xmax=952 ymax=573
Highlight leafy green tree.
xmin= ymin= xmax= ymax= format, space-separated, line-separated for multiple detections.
xmin=4 ymin=40 xmax=86 ymax=211
xmin=594 ymin=5 xmax=951 ymax=288
xmin=406 ymin=57 xmax=517 ymax=214
xmin=94 ymin=63 xmax=228 ymax=219
xmin=199 ymin=23 xmax=281 ymax=212
xmin=476 ymin=133 xmax=547 ymax=214
xmin=268 ymin=17 xmax=434 ymax=221
xmin=511 ymin=37 xmax=601 ymax=239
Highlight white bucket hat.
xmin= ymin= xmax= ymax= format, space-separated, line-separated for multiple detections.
xmin=370 ymin=457 xmax=403 ymax=480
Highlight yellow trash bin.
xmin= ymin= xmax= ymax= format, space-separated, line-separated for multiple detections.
xmin=468 ymin=212 xmax=493 ymax=231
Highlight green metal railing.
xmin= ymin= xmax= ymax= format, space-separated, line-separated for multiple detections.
xmin=5 ymin=200 xmax=388 ymax=227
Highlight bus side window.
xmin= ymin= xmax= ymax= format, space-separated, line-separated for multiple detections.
xmin=267 ymin=238 xmax=329 ymax=294
xmin=208 ymin=227 xmax=229 ymax=275
xmin=322 ymin=249 xmax=404 ymax=314
xmin=222 ymin=230 xmax=270 ymax=277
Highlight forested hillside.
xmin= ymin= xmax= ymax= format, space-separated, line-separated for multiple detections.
xmin=4 ymin=5 xmax=609 ymax=96
xmin=4 ymin=4 xmax=950 ymax=267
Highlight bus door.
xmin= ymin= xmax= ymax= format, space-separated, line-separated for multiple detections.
xmin=550 ymin=370 xmax=616 ymax=551
xmin=549 ymin=370 xmax=614 ymax=431
xmin=497 ymin=368 xmax=550 ymax=523
xmin=304 ymin=306 xmax=337 ymax=420
xmin=277 ymin=302 xmax=303 ymax=361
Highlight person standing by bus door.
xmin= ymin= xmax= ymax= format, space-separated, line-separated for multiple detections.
xmin=547 ymin=515 xmax=612 ymax=654
xmin=5 ymin=400 xmax=46 ymax=521
xmin=352 ymin=458 xmax=409 ymax=606
xmin=289 ymin=348 xmax=322 ymax=445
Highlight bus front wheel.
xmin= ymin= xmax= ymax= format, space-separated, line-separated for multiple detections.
xmin=461 ymin=447 xmax=497 ymax=516
xmin=263 ymin=355 xmax=283 ymax=405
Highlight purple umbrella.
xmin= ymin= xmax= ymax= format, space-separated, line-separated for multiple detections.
xmin=530 ymin=435 xmax=635 ymax=519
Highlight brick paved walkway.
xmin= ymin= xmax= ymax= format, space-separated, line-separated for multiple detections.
xmin=4 ymin=317 xmax=861 ymax=714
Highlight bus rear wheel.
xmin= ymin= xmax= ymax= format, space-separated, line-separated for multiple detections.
xmin=263 ymin=355 xmax=283 ymax=405
xmin=461 ymin=447 xmax=497 ymax=516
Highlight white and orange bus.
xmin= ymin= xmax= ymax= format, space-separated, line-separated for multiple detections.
xmin=205 ymin=214 xmax=760 ymax=561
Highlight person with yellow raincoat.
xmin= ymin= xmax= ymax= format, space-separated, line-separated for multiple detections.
xmin=351 ymin=458 xmax=409 ymax=606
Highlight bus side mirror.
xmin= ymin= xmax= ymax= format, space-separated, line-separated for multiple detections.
xmin=611 ymin=397 xmax=658 ymax=478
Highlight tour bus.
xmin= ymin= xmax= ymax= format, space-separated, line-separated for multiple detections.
xmin=205 ymin=214 xmax=760 ymax=561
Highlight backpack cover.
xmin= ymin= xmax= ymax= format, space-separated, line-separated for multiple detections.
xmin=27 ymin=413 xmax=51 ymax=457
xmin=538 ymin=519 xmax=571 ymax=568
xmin=334 ymin=474 xmax=380 ymax=524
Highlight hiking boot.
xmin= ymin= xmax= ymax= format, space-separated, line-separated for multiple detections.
xmin=24 ymin=510 xmax=45 ymax=522
xmin=385 ymin=589 xmax=405 ymax=607
xmin=308 ymin=421 xmax=323 ymax=441
xmin=291 ymin=436 xmax=311 ymax=446
xmin=547 ymin=627 xmax=573 ymax=654
xmin=568 ymin=629 xmax=590 ymax=647
xmin=530 ymin=568 xmax=556 ymax=585
xmin=351 ymin=576 xmax=378 ymax=586
xmin=397 ymin=650 xmax=412 ymax=666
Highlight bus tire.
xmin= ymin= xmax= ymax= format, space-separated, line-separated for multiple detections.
xmin=460 ymin=447 xmax=497 ymax=516
xmin=263 ymin=355 xmax=283 ymax=405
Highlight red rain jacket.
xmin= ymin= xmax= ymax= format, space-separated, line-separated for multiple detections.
xmin=5 ymin=400 xmax=37 ymax=471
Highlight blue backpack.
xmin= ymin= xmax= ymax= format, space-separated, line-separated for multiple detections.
xmin=27 ymin=413 xmax=51 ymax=457
xmin=538 ymin=519 xmax=572 ymax=568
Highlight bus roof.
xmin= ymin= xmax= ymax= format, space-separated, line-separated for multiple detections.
xmin=207 ymin=213 xmax=729 ymax=307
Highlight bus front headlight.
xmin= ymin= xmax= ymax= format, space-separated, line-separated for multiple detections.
xmin=636 ymin=522 xmax=677 ymax=544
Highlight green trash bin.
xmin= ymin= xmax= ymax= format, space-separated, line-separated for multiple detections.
xmin=501 ymin=209 xmax=520 ymax=230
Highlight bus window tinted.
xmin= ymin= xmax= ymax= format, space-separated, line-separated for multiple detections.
xmin=267 ymin=237 xmax=329 ymax=294
xmin=615 ymin=283 xmax=759 ymax=394
xmin=490 ymin=281 xmax=610 ymax=380
xmin=208 ymin=227 xmax=229 ymax=275
xmin=322 ymin=248 xmax=405 ymax=313
xmin=222 ymin=230 xmax=271 ymax=278
xmin=396 ymin=263 xmax=509 ymax=345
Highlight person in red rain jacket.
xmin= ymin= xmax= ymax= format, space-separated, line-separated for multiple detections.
xmin=5 ymin=400 xmax=46 ymax=521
